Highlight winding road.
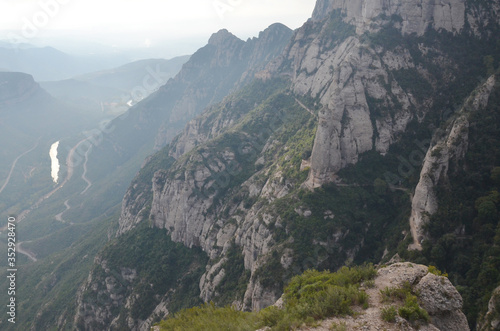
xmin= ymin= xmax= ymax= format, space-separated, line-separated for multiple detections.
xmin=0 ymin=138 xmax=40 ymax=195
xmin=55 ymin=199 xmax=74 ymax=224
xmin=80 ymin=144 xmax=93 ymax=194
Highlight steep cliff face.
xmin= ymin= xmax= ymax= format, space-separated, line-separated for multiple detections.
xmin=269 ymin=4 xmax=482 ymax=188
xmin=409 ymin=75 xmax=496 ymax=250
xmin=311 ymin=0 xmax=466 ymax=35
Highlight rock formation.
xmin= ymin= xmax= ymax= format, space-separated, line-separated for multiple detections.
xmin=409 ymin=75 xmax=496 ymax=250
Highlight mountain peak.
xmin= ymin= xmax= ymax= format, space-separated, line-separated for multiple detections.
xmin=208 ymin=29 xmax=241 ymax=46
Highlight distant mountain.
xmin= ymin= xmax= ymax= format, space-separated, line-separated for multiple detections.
xmin=74 ymin=56 xmax=190 ymax=92
xmin=40 ymin=56 xmax=190 ymax=116
xmin=0 ymin=44 xmax=130 ymax=81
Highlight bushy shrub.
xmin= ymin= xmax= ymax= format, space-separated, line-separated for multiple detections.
xmin=381 ymin=305 xmax=397 ymax=322
xmin=398 ymin=295 xmax=430 ymax=323
xmin=380 ymin=281 xmax=412 ymax=302
xmin=428 ymin=265 xmax=448 ymax=277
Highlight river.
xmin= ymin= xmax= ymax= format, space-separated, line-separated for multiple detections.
xmin=49 ymin=141 xmax=60 ymax=183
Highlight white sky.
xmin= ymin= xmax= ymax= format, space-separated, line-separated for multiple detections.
xmin=0 ymin=0 xmax=317 ymax=50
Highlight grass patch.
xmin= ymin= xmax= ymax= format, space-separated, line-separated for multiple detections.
xmin=157 ymin=265 xmax=376 ymax=331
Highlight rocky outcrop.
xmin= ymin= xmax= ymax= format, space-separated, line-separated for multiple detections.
xmin=271 ymin=14 xmax=420 ymax=188
xmin=409 ymin=75 xmax=496 ymax=249
xmin=311 ymin=0 xmax=466 ymax=36
xmin=115 ymin=24 xmax=293 ymax=236
xmin=478 ymin=286 xmax=500 ymax=331
xmin=415 ymin=273 xmax=469 ymax=330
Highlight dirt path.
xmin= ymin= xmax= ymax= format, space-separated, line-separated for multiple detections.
xmin=17 ymin=241 xmax=37 ymax=262
xmin=294 ymin=97 xmax=318 ymax=119
xmin=0 ymin=138 xmax=40 ymax=195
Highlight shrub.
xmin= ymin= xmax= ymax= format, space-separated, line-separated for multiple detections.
xmin=381 ymin=305 xmax=397 ymax=322
xmin=428 ymin=265 xmax=448 ymax=277
xmin=380 ymin=281 xmax=412 ymax=302
xmin=398 ymin=295 xmax=430 ymax=324
xmin=364 ymin=280 xmax=375 ymax=288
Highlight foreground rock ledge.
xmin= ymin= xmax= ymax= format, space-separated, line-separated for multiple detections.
xmin=291 ymin=262 xmax=470 ymax=331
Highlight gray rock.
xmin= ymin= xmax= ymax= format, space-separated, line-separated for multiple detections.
xmin=311 ymin=0 xmax=466 ymax=36
xmin=415 ymin=273 xmax=463 ymax=314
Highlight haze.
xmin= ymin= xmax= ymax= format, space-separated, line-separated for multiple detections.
xmin=0 ymin=0 xmax=316 ymax=57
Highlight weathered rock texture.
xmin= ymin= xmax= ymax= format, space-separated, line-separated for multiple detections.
xmin=409 ymin=75 xmax=496 ymax=249
xmin=311 ymin=0 xmax=466 ymax=36
xmin=478 ymin=286 xmax=500 ymax=331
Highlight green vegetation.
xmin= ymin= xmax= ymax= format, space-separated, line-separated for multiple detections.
xmin=381 ymin=305 xmax=397 ymax=322
xmin=330 ymin=321 xmax=348 ymax=330
xmin=380 ymin=281 xmax=413 ymax=303
xmin=264 ymin=182 xmax=410 ymax=287
xmin=379 ymin=281 xmax=429 ymax=325
xmin=398 ymin=294 xmax=430 ymax=324
xmin=428 ymin=265 xmax=448 ymax=277
xmin=213 ymin=243 xmax=251 ymax=306
xmin=156 ymin=303 xmax=260 ymax=331
xmin=0 ymin=214 xmax=115 ymax=331
xmin=157 ymin=265 xmax=376 ymax=331
xmin=77 ymin=223 xmax=208 ymax=327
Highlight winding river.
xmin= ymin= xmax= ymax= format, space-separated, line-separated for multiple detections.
xmin=49 ymin=141 xmax=60 ymax=183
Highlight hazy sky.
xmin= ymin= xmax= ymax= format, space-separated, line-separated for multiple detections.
xmin=0 ymin=0 xmax=317 ymax=53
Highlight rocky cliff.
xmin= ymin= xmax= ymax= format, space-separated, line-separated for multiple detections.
xmin=311 ymin=0 xmax=466 ymax=35
xmin=478 ymin=286 xmax=500 ymax=331
xmin=409 ymin=75 xmax=497 ymax=250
